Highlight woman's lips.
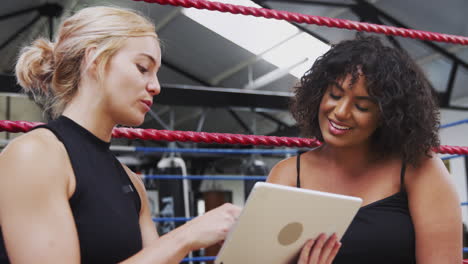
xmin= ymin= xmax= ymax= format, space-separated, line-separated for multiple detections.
xmin=140 ymin=100 xmax=152 ymax=111
xmin=328 ymin=119 xmax=352 ymax=136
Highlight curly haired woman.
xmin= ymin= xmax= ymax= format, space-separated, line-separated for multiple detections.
xmin=268 ymin=36 xmax=462 ymax=264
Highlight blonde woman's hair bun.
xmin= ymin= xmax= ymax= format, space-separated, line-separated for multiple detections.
xmin=16 ymin=38 xmax=55 ymax=94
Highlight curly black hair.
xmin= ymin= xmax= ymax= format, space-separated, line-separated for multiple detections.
xmin=291 ymin=36 xmax=440 ymax=166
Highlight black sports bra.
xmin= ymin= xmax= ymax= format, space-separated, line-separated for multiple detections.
xmin=296 ymin=153 xmax=416 ymax=264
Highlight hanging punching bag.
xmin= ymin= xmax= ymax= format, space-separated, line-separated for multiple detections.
xmin=144 ymin=167 xmax=159 ymax=229
xmin=242 ymin=157 xmax=268 ymax=200
xmin=155 ymin=156 xmax=190 ymax=235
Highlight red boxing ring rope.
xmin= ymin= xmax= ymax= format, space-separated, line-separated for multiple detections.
xmin=133 ymin=0 xmax=468 ymax=45
xmin=1 ymin=120 xmax=468 ymax=155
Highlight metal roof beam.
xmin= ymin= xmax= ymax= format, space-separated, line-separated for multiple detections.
xmin=444 ymin=62 xmax=459 ymax=107
xmin=417 ymin=46 xmax=468 ymax=65
xmin=227 ymin=108 xmax=254 ymax=134
xmin=256 ymin=111 xmax=292 ymax=130
xmin=243 ymin=58 xmax=307 ymax=90
xmin=352 ymin=0 xmax=468 ymax=71
xmin=210 ymin=31 xmax=301 ymax=85
xmin=0 ymin=14 xmax=41 ymax=51
xmin=161 ymin=59 xmax=211 ymax=86
xmin=154 ymin=7 xmax=182 ymax=32
xmin=252 ymin=0 xmax=331 ymax=45
xmin=0 ymin=5 xmax=43 ymax=21
xmin=0 ymin=76 xmax=292 ymax=109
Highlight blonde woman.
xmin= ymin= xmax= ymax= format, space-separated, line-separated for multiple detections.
xmin=0 ymin=6 xmax=241 ymax=263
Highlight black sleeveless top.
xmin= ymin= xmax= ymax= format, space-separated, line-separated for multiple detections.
xmin=0 ymin=116 xmax=142 ymax=263
xmin=296 ymin=153 xmax=416 ymax=264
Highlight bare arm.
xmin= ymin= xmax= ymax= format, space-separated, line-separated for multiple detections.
xmin=407 ymin=156 xmax=462 ymax=264
xmin=119 ymin=203 xmax=241 ymax=264
xmin=0 ymin=132 xmax=80 ymax=264
xmin=0 ymin=131 xmax=241 ymax=264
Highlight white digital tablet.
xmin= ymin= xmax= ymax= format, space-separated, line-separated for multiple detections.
xmin=214 ymin=182 xmax=362 ymax=264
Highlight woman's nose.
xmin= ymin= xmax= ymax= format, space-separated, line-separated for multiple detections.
xmin=334 ymin=100 xmax=352 ymax=120
xmin=147 ymin=77 xmax=161 ymax=96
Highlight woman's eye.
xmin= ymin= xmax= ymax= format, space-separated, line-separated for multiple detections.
xmin=136 ymin=64 xmax=148 ymax=73
xmin=329 ymin=93 xmax=341 ymax=100
xmin=356 ymin=104 xmax=369 ymax=112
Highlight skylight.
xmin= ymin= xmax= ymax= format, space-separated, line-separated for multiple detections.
xmin=182 ymin=0 xmax=330 ymax=81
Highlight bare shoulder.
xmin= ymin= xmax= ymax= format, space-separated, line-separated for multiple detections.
xmin=405 ymin=153 xmax=459 ymax=207
xmin=0 ymin=128 xmax=68 ymax=185
xmin=406 ymin=154 xmax=452 ymax=190
xmin=267 ymin=155 xmax=298 ymax=187
xmin=0 ymin=129 xmax=71 ymax=222
xmin=1 ymin=129 xmax=65 ymax=163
